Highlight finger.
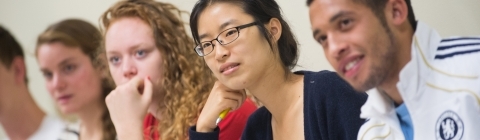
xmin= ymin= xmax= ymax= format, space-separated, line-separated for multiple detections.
xmin=221 ymin=91 xmax=246 ymax=110
xmin=127 ymin=77 xmax=144 ymax=93
xmin=141 ymin=77 xmax=153 ymax=104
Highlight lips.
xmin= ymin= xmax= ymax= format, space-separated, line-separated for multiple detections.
xmin=345 ymin=57 xmax=361 ymax=72
xmin=339 ymin=55 xmax=364 ymax=78
xmin=219 ymin=63 xmax=240 ymax=75
xmin=56 ymin=94 xmax=73 ymax=105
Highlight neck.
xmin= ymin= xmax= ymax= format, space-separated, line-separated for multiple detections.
xmin=0 ymin=87 xmax=45 ymax=140
xmin=148 ymin=90 xmax=165 ymax=120
xmin=377 ymin=23 xmax=415 ymax=105
xmin=78 ymin=100 xmax=105 ymax=140
xmin=247 ymin=62 xmax=303 ymax=121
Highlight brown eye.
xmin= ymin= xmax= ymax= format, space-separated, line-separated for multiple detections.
xmin=340 ymin=19 xmax=353 ymax=30
xmin=202 ymin=42 xmax=213 ymax=48
xmin=318 ymin=35 xmax=327 ymax=44
xmin=225 ymin=29 xmax=238 ymax=37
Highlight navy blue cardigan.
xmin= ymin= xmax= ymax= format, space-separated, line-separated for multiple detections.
xmin=189 ymin=71 xmax=367 ymax=140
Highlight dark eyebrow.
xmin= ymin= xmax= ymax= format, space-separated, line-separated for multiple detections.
xmin=40 ymin=57 xmax=75 ymax=73
xmin=59 ymin=57 xmax=76 ymax=66
xmin=199 ymin=19 xmax=239 ymax=40
xmin=313 ymin=11 xmax=353 ymax=38
xmin=330 ymin=11 xmax=352 ymax=23
xmin=219 ymin=20 xmax=238 ymax=31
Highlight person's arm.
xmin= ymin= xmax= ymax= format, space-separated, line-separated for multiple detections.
xmin=105 ymin=77 xmax=153 ymax=140
xmin=190 ymin=81 xmax=248 ymax=139
xmin=189 ymin=126 xmax=220 ymax=140
xmin=195 ymin=81 xmax=247 ymax=132
xmin=218 ymin=98 xmax=257 ymax=140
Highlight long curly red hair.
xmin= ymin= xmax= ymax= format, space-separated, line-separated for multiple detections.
xmin=100 ymin=0 xmax=214 ymax=139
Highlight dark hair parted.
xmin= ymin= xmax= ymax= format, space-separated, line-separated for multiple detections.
xmin=307 ymin=0 xmax=416 ymax=29
xmin=190 ymin=0 xmax=299 ymax=75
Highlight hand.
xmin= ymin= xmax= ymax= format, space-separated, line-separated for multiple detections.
xmin=105 ymin=76 xmax=153 ymax=139
xmin=196 ymin=81 xmax=247 ymax=132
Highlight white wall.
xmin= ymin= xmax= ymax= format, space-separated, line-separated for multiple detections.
xmin=0 ymin=0 xmax=478 ymax=138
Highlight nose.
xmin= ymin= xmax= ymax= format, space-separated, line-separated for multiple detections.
xmin=121 ymin=57 xmax=137 ymax=80
xmin=214 ymin=41 xmax=230 ymax=61
xmin=327 ymin=35 xmax=349 ymax=61
xmin=51 ymin=74 xmax=67 ymax=91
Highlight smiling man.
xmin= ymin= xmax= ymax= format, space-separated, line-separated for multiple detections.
xmin=307 ymin=0 xmax=480 ymax=139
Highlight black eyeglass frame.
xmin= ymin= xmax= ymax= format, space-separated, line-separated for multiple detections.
xmin=194 ymin=22 xmax=258 ymax=56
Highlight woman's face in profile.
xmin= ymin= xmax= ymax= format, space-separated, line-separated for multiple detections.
xmin=197 ymin=2 xmax=278 ymax=90
xmin=105 ymin=17 xmax=164 ymax=96
xmin=37 ymin=42 xmax=103 ymax=114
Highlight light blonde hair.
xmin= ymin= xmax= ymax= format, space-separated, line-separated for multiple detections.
xmin=100 ymin=0 xmax=214 ymax=139
xmin=36 ymin=19 xmax=116 ymax=140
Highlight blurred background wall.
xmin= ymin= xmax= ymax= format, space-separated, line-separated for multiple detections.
xmin=0 ymin=0 xmax=479 ymax=138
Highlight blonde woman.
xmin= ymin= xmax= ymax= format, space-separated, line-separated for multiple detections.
xmin=36 ymin=19 xmax=116 ymax=140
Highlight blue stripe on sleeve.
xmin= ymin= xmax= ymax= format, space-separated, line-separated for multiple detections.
xmin=441 ymin=37 xmax=480 ymax=42
xmin=437 ymin=43 xmax=480 ymax=50
xmin=435 ymin=49 xmax=480 ymax=59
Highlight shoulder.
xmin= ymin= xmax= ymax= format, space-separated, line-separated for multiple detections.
xmin=241 ymin=107 xmax=271 ymax=139
xmin=298 ymin=70 xmax=367 ymax=99
xmin=34 ymin=116 xmax=78 ymax=140
xmin=432 ymin=36 xmax=480 ymax=75
xmin=299 ymin=71 xmax=367 ymax=140
xmin=245 ymin=106 xmax=270 ymax=127
xmin=435 ymin=36 xmax=480 ymax=60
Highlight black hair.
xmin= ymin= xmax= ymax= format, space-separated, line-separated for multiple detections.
xmin=190 ymin=0 xmax=299 ymax=76
xmin=0 ymin=26 xmax=24 ymax=68
xmin=307 ymin=0 xmax=416 ymax=29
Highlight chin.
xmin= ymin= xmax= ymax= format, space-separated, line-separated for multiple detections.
xmin=351 ymin=83 xmax=370 ymax=92
xmin=221 ymin=78 xmax=248 ymax=90
xmin=59 ymin=106 xmax=77 ymax=115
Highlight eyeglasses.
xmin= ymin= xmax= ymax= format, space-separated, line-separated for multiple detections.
xmin=194 ymin=22 xmax=258 ymax=56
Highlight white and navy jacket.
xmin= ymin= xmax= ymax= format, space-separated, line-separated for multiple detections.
xmin=358 ymin=21 xmax=480 ymax=140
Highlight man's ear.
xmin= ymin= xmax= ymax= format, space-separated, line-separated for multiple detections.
xmin=11 ymin=56 xmax=27 ymax=85
xmin=266 ymin=18 xmax=283 ymax=43
xmin=386 ymin=0 xmax=409 ymax=26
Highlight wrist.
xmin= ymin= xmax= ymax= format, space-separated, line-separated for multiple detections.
xmin=116 ymin=123 xmax=143 ymax=137
xmin=196 ymin=123 xmax=215 ymax=132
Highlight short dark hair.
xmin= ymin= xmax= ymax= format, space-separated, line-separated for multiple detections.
xmin=0 ymin=26 xmax=24 ymax=68
xmin=307 ymin=0 xmax=416 ymax=29
xmin=190 ymin=0 xmax=299 ymax=76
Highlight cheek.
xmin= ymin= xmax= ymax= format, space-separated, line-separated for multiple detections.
xmin=325 ymin=51 xmax=338 ymax=68
xmin=45 ymin=81 xmax=56 ymax=96
xmin=74 ymin=69 xmax=103 ymax=98
xmin=109 ymin=66 xmax=122 ymax=85
xmin=204 ymin=56 xmax=216 ymax=72
xmin=138 ymin=57 xmax=164 ymax=81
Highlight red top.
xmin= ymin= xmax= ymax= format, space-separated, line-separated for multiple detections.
xmin=143 ymin=98 xmax=257 ymax=140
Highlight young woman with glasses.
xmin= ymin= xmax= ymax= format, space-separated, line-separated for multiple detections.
xmin=99 ymin=0 xmax=257 ymax=139
xmin=188 ymin=0 xmax=368 ymax=139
